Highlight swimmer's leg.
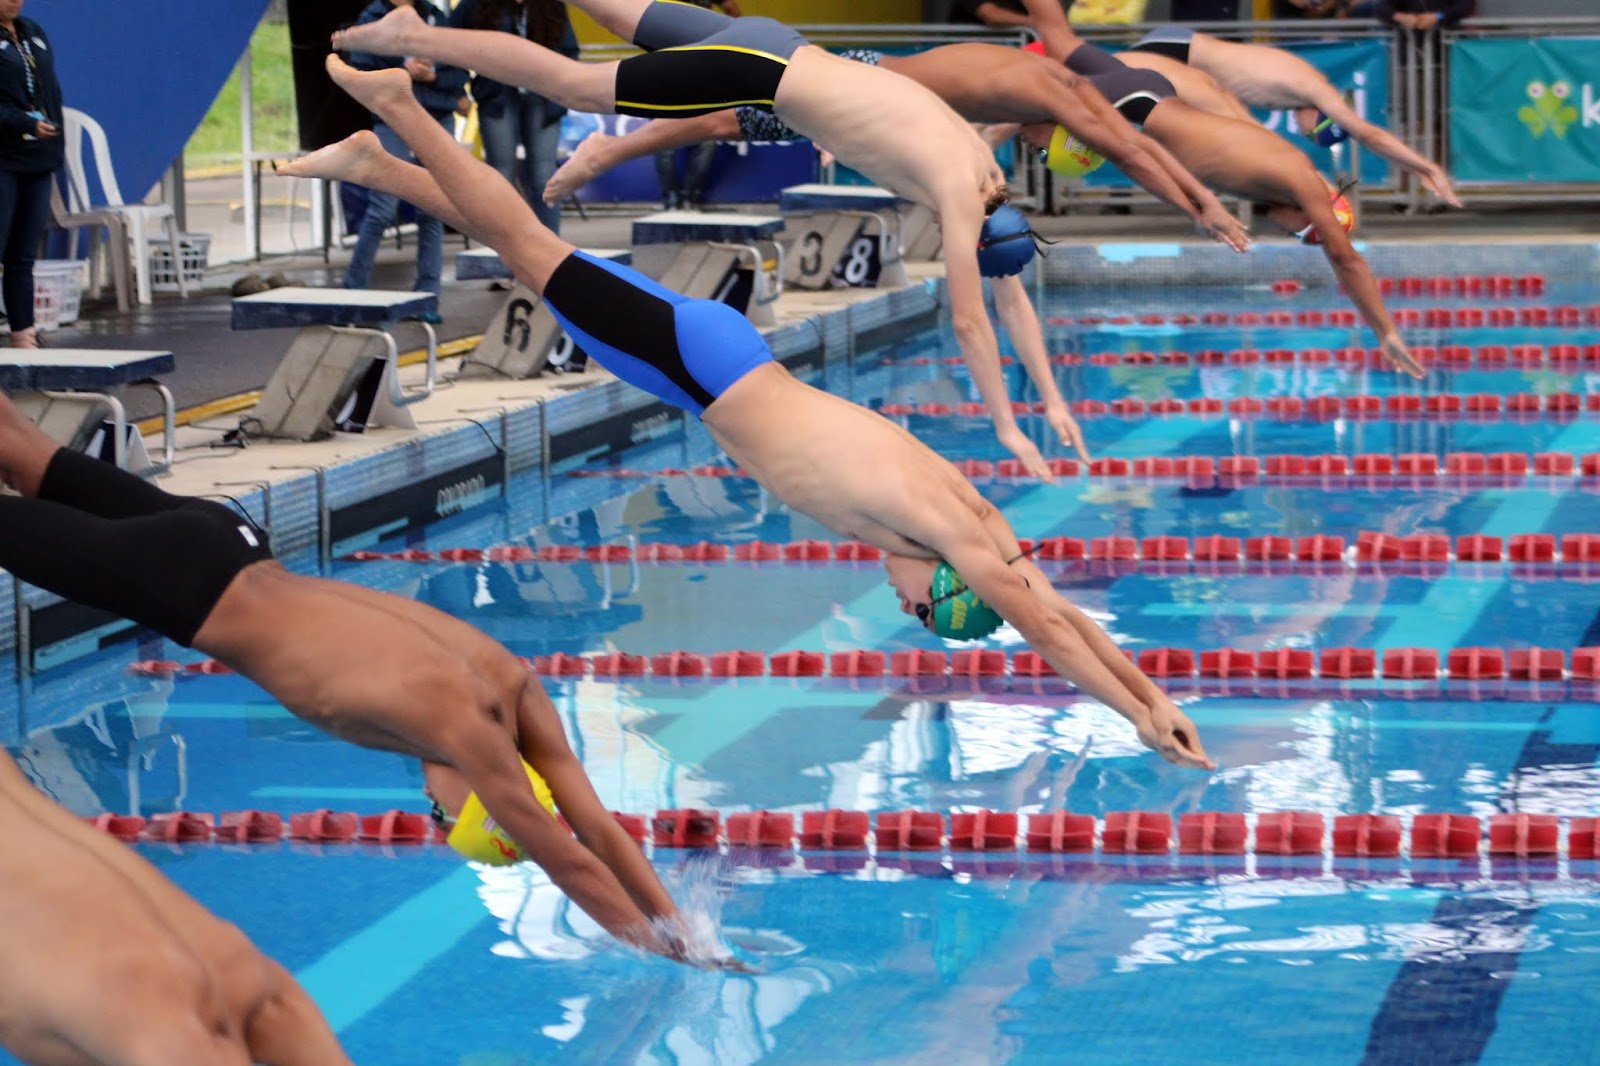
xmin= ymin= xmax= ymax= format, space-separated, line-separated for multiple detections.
xmin=325 ymin=58 xmax=574 ymax=293
xmin=0 ymin=388 xmax=63 ymax=497
xmin=544 ymin=111 xmax=744 ymax=206
xmin=565 ymin=0 xmax=698 ymax=47
xmin=334 ymin=6 xmax=618 ymax=113
xmin=280 ymin=131 xmax=476 ymax=239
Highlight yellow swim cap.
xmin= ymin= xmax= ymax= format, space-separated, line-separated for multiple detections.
xmin=1043 ymin=126 xmax=1105 ymax=179
xmin=446 ymin=759 xmax=557 ymax=866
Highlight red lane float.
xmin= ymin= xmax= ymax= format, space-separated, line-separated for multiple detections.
xmin=131 ymin=642 xmax=1600 ymax=689
xmin=77 ymin=805 xmax=1600 ymax=862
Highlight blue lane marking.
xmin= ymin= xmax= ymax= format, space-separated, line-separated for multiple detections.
xmin=295 ymin=866 xmax=484 ymax=1033
xmin=253 ymin=786 xmax=424 ymax=801
xmin=1374 ymin=421 xmax=1588 ymax=651
xmin=1361 ymin=709 xmax=1600 ymax=1065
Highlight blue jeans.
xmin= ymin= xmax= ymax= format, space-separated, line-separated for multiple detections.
xmin=479 ymin=94 xmax=564 ymax=233
xmin=0 ymin=169 xmax=53 ymax=332
xmin=344 ymin=120 xmax=446 ymax=295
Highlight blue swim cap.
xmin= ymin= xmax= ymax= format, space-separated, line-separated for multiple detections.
xmin=977 ymin=205 xmax=1037 ymax=278
xmin=1306 ymin=111 xmax=1350 ymax=148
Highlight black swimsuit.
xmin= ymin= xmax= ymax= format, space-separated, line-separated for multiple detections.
xmin=614 ymin=1 xmax=809 ymax=118
xmin=1066 ymin=42 xmax=1176 ymax=126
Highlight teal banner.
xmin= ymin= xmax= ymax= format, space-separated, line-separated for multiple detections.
xmin=1449 ymin=38 xmax=1600 ymax=183
xmin=1086 ymin=39 xmax=1392 ymax=188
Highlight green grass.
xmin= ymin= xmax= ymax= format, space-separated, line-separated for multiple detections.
xmin=185 ymin=18 xmax=299 ymax=175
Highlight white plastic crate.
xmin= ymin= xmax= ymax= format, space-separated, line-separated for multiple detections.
xmin=147 ymin=233 xmax=210 ymax=292
xmin=34 ymin=260 xmax=86 ymax=325
xmin=31 ymin=272 xmax=63 ymax=332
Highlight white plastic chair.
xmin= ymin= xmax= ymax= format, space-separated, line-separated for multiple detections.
xmin=48 ymin=179 xmax=133 ymax=312
xmin=61 ymin=107 xmax=188 ymax=305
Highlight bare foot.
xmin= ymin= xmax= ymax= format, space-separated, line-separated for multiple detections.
xmin=330 ymin=4 xmax=421 ymax=56
xmin=543 ymin=132 xmax=614 ymax=205
xmin=276 ymin=130 xmax=390 ymax=186
xmin=325 ymin=54 xmax=415 ymax=119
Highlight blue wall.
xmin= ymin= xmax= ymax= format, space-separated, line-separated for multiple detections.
xmin=30 ymin=0 xmax=269 ymax=200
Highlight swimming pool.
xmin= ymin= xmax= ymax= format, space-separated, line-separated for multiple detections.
xmin=7 ymin=275 xmax=1600 ymax=1064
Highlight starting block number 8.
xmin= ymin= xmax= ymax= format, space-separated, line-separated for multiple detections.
xmin=792 ymin=220 xmax=882 ymax=290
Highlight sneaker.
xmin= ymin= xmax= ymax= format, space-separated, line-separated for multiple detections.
xmin=409 ymin=310 xmax=443 ymax=325
xmin=264 ymin=272 xmax=293 ymax=289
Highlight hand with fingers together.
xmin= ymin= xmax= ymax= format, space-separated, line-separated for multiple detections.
xmin=1137 ymin=698 xmax=1215 ymax=771
xmin=1043 ymin=402 xmax=1092 ymax=465
xmin=997 ymin=425 xmax=1057 ymax=483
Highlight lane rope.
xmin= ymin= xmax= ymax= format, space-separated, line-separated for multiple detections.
xmin=333 ymin=531 xmax=1600 ymax=575
xmin=130 ymin=644 xmax=1600 ymax=687
xmin=81 ymin=807 xmax=1600 ymax=862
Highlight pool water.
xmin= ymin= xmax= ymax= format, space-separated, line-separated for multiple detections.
xmin=6 ymin=280 xmax=1600 ymax=1064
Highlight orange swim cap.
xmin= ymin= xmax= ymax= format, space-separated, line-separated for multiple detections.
xmin=1297 ymin=191 xmax=1356 ymax=246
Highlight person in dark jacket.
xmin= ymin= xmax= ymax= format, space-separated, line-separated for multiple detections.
xmin=449 ymin=0 xmax=577 ymax=231
xmin=0 ymin=0 xmax=62 ymax=349
xmin=1377 ymin=0 xmax=1474 ymax=30
xmin=341 ymin=0 xmax=467 ymax=314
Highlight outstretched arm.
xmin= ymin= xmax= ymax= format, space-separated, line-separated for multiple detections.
xmin=447 ymin=720 xmax=678 ymax=957
xmin=1038 ymin=79 xmax=1249 ymax=251
xmin=1303 ymin=89 xmax=1460 ymax=206
xmin=1306 ymin=181 xmax=1424 ymax=378
xmin=910 ymin=504 xmax=1212 ymax=769
xmin=988 ymin=274 xmax=1091 ymax=463
xmin=512 ymin=682 xmax=679 ymax=925
xmin=940 ymin=201 xmax=1055 ymax=483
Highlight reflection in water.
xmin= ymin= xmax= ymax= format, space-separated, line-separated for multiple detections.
xmin=472 ymin=855 xmax=853 ymax=1065
xmin=9 ymin=676 xmax=183 ymax=816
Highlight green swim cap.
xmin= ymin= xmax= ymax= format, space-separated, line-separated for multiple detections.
xmin=928 ymin=561 xmax=1004 ymax=640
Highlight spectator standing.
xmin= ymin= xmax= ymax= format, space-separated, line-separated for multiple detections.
xmin=653 ymin=0 xmax=741 ymax=210
xmin=1378 ymin=0 xmax=1472 ymax=206
xmin=0 ymin=0 xmax=61 ymax=349
xmin=1271 ymin=0 xmax=1346 ymax=18
xmin=449 ymin=0 xmax=578 ymax=231
xmin=342 ymin=0 xmax=467 ymax=318
xmin=1378 ymin=0 xmax=1474 ymax=32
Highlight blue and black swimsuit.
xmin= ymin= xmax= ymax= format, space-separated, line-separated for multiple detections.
xmin=542 ymin=251 xmax=772 ymax=418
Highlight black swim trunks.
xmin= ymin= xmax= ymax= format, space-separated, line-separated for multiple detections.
xmin=0 ymin=448 xmax=273 ymax=647
xmin=1127 ymin=26 xmax=1195 ymax=64
xmin=614 ymin=2 xmax=809 ymax=118
xmin=1067 ymin=43 xmax=1176 ymax=125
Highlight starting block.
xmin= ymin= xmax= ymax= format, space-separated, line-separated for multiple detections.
xmin=230 ymin=288 xmax=438 ymax=441
xmin=777 ymin=183 xmax=910 ymax=290
xmin=457 ymin=248 xmax=631 ymax=380
xmin=0 ymin=349 xmax=176 ymax=473
xmin=631 ymin=211 xmax=785 ymax=328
